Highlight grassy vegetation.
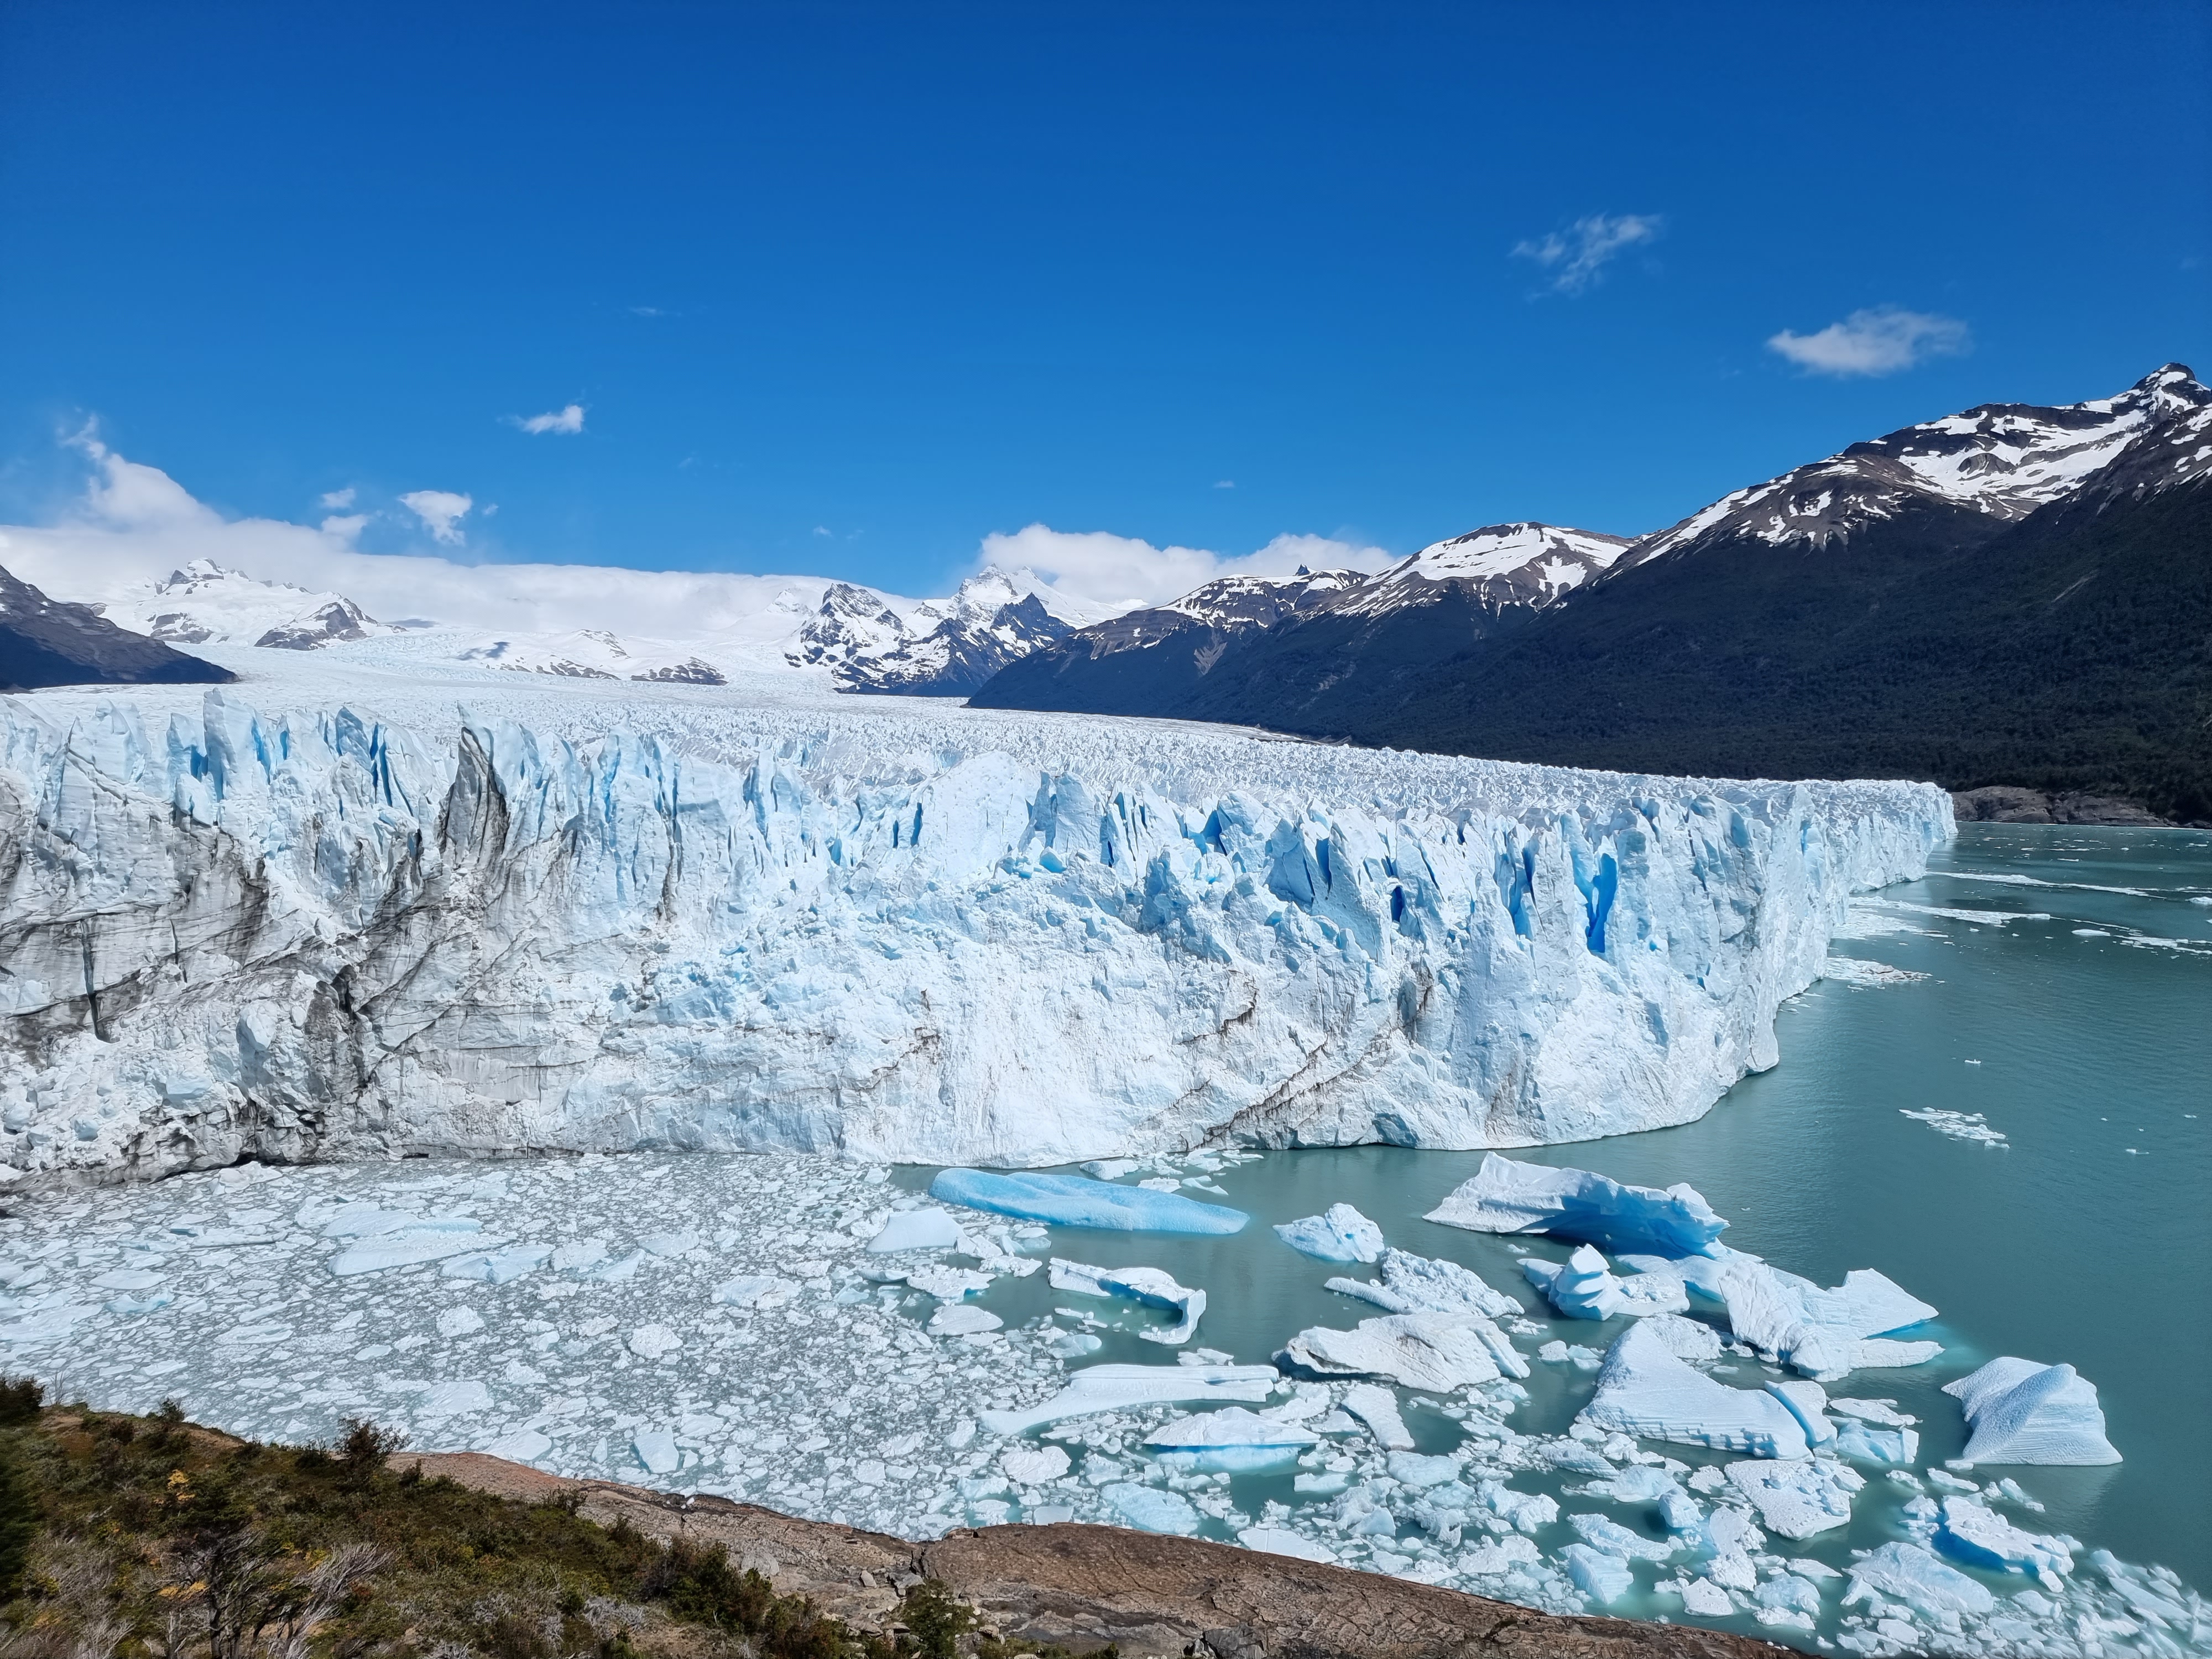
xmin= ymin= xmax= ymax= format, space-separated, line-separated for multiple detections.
xmin=0 ymin=1381 xmax=1081 ymax=1659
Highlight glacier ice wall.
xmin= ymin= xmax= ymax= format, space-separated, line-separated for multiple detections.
xmin=0 ymin=691 xmax=1950 ymax=1179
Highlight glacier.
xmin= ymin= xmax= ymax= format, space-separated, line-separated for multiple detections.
xmin=0 ymin=684 xmax=1949 ymax=1180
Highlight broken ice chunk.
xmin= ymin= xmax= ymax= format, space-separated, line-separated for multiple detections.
xmin=415 ymin=1380 xmax=493 ymax=1419
xmin=981 ymin=1364 xmax=1278 ymax=1435
xmin=638 ymin=1231 xmax=697 ymax=1256
xmin=1561 ymin=1543 xmax=1636 ymax=1602
xmin=926 ymin=1305 xmax=1003 ymax=1337
xmin=1934 ymin=1496 xmax=2073 ymax=1587
xmin=1274 ymin=1204 xmax=1385 ymax=1263
xmin=1425 ymin=1154 xmax=1728 ymax=1257
xmin=1323 ymin=1246 xmax=1523 ymax=1322
xmin=1281 ymin=1313 xmax=1515 ymax=1392
xmin=331 ymin=1224 xmax=497 ymax=1276
xmin=436 ymin=1307 xmax=485 ymax=1338
xmin=1145 ymin=1407 xmax=1317 ymax=1473
xmin=628 ymin=1324 xmax=682 ymax=1359
xmin=1238 ymin=1527 xmax=1335 ymax=1563
xmin=1944 ymin=1357 xmax=2121 ymax=1464
xmin=1724 ymin=1458 xmax=1862 ymax=1540
xmin=91 ymin=1269 xmax=163 ymax=1292
xmin=1568 ymin=1511 xmax=1677 ymax=1561
xmin=1047 ymin=1259 xmax=1206 ymax=1344
xmin=1001 ymin=1445 xmax=1072 ymax=1484
xmin=1101 ymin=1481 xmax=1199 ymax=1534
xmin=1678 ymin=1578 xmax=1734 ymax=1618
xmin=931 ymin=1169 xmax=1248 ymax=1235
xmin=1833 ymin=1418 xmax=1919 ymax=1465
xmin=1843 ymin=1541 xmax=1996 ymax=1620
xmin=1639 ymin=1313 xmax=1724 ymax=1362
xmin=1342 ymin=1382 xmax=1413 ymax=1451
xmin=712 ymin=1274 xmax=797 ymax=1309
xmin=442 ymin=1243 xmax=552 ymax=1284
xmin=867 ymin=1209 xmax=964 ymax=1253
xmin=1763 ymin=1379 xmax=1837 ymax=1448
xmin=634 ymin=1428 xmax=681 ymax=1476
xmin=483 ymin=1428 xmax=553 ymax=1464
xmin=904 ymin=1265 xmax=995 ymax=1301
xmin=1575 ymin=1322 xmax=1810 ymax=1459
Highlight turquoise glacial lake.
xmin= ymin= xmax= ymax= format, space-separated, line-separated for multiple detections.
xmin=907 ymin=822 xmax=2212 ymax=1599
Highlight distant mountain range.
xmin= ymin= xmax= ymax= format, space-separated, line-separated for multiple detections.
xmin=974 ymin=366 xmax=2212 ymax=823
xmin=7 ymin=365 xmax=2205 ymax=818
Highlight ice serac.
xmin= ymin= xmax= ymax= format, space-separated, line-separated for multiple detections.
xmin=0 ymin=690 xmax=1948 ymax=1178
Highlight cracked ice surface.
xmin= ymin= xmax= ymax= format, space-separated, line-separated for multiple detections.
xmin=0 ymin=688 xmax=1948 ymax=1179
xmin=2 ymin=1149 xmax=2207 ymax=1658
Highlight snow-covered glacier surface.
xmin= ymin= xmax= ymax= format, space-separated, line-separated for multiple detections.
xmin=0 ymin=684 xmax=1950 ymax=1178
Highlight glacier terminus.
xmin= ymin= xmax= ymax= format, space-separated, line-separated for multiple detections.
xmin=0 ymin=685 xmax=1949 ymax=1181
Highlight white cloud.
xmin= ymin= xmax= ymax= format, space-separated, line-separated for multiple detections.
xmin=812 ymin=525 xmax=831 ymax=537
xmin=319 ymin=513 xmax=368 ymax=540
xmin=1213 ymin=479 xmax=1235 ymax=490
xmin=975 ymin=525 xmax=1387 ymax=613
xmin=399 ymin=489 xmax=473 ymax=544
xmin=512 ymin=404 xmax=586 ymax=435
xmin=1766 ymin=307 xmax=1971 ymax=377
xmin=318 ymin=486 xmax=356 ymax=510
xmin=1512 ymin=212 xmax=1663 ymax=295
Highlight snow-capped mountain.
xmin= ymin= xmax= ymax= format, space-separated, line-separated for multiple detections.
xmin=826 ymin=567 xmax=1110 ymax=695
xmin=123 ymin=560 xmax=411 ymax=650
xmin=2 ymin=563 xmax=234 ymax=691
xmin=456 ymin=629 xmax=731 ymax=685
xmin=1335 ymin=523 xmax=1632 ymax=615
xmin=1626 ymin=363 xmax=2212 ymax=564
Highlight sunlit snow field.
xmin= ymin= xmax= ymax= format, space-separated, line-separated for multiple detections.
xmin=3 ymin=822 xmax=2207 ymax=1657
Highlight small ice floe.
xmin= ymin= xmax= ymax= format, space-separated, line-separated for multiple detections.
xmin=1820 ymin=956 xmax=1932 ymax=988
xmin=1274 ymin=1203 xmax=1385 ymax=1262
xmin=1833 ymin=1418 xmax=1918 ymax=1465
xmin=1522 ymin=1245 xmax=1688 ymax=1321
xmin=925 ymin=1304 xmax=1002 ymax=1337
xmin=710 ymin=1274 xmax=796 ymax=1308
xmin=930 ymin=1169 xmax=1248 ymax=1234
xmin=1560 ymin=1543 xmax=1636 ymax=1602
xmin=1575 ymin=1321 xmax=1811 ymax=1458
xmin=1145 ymin=1406 xmax=1317 ymax=1472
xmin=904 ymin=1265 xmax=995 ymax=1301
xmin=1725 ymin=1457 xmax=1863 ymax=1540
xmin=980 ymin=1362 xmax=1277 ymax=1435
xmin=628 ymin=1323 xmax=682 ymax=1358
xmin=1048 ymin=1259 xmax=1206 ymax=1344
xmin=1323 ymin=1246 xmax=1524 ymax=1322
xmin=484 ymin=1427 xmax=553 ymax=1464
xmin=1102 ymin=1481 xmax=1199 ymax=1534
xmin=1843 ymin=1541 xmax=1995 ymax=1620
xmin=1342 ymin=1381 xmax=1413 ymax=1449
xmin=331 ymin=1219 xmax=496 ymax=1276
xmin=1637 ymin=1312 xmax=1724 ymax=1361
xmin=1280 ymin=1311 xmax=1519 ymax=1391
xmin=436 ymin=1306 xmax=484 ymax=1338
xmin=1425 ymin=1154 xmax=1728 ymax=1257
xmin=1000 ymin=1444 xmax=1071 ymax=1484
xmin=442 ymin=1243 xmax=552 ymax=1284
xmin=1934 ymin=1496 xmax=2074 ymax=1588
xmin=1710 ymin=1258 xmax=1940 ymax=1382
xmin=867 ymin=1208 xmax=964 ymax=1253
xmin=1944 ymin=1357 xmax=2122 ymax=1464
xmin=1901 ymin=1107 xmax=2008 ymax=1147
xmin=1238 ymin=1526 xmax=1336 ymax=1563
xmin=1567 ymin=1510 xmax=1676 ymax=1562
xmin=633 ymin=1427 xmax=681 ymax=1476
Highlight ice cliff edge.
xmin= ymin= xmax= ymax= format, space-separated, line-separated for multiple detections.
xmin=0 ymin=691 xmax=1950 ymax=1178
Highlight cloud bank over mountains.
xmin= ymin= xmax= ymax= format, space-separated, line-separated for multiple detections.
xmin=0 ymin=431 xmax=1386 ymax=632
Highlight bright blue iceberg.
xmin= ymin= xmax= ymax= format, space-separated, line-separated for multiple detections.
xmin=930 ymin=1169 xmax=1248 ymax=1234
xmin=1426 ymin=1154 xmax=1726 ymax=1257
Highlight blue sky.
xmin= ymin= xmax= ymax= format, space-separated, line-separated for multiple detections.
xmin=2 ymin=1 xmax=2207 ymax=599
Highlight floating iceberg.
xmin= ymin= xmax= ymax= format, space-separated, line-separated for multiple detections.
xmin=1341 ymin=1381 xmax=1413 ymax=1450
xmin=1833 ymin=1418 xmax=1918 ymax=1465
xmin=1568 ymin=1511 xmax=1678 ymax=1562
xmin=330 ymin=1224 xmax=497 ymax=1276
xmin=1575 ymin=1321 xmax=1810 ymax=1458
xmin=1323 ymin=1246 xmax=1522 ymax=1327
xmin=1724 ymin=1457 xmax=1862 ymax=1540
xmin=1102 ymin=1482 xmax=1199 ymax=1535
xmin=1843 ymin=1541 xmax=1995 ymax=1620
xmin=1274 ymin=1204 xmax=1384 ymax=1262
xmin=442 ymin=1243 xmax=553 ymax=1285
xmin=1713 ymin=1258 xmax=1939 ymax=1381
xmin=931 ymin=1170 xmax=1248 ymax=1235
xmin=1146 ymin=1406 xmax=1316 ymax=1472
xmin=1521 ymin=1245 xmax=1689 ymax=1321
xmin=867 ymin=1209 xmax=964 ymax=1253
xmin=1280 ymin=1312 xmax=1519 ymax=1392
xmin=1934 ymin=1496 xmax=2074 ymax=1588
xmin=979 ymin=1363 xmax=1278 ymax=1436
xmin=1560 ymin=1543 xmax=1636 ymax=1602
xmin=1944 ymin=1357 xmax=2121 ymax=1464
xmin=925 ymin=1304 xmax=1002 ymax=1337
xmin=1237 ymin=1527 xmax=1336 ymax=1563
xmin=1426 ymin=1155 xmax=1729 ymax=1257
xmin=1047 ymin=1259 xmax=1206 ymax=1344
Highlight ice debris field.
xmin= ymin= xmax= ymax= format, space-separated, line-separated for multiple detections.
xmin=3 ymin=1147 xmax=2200 ymax=1659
